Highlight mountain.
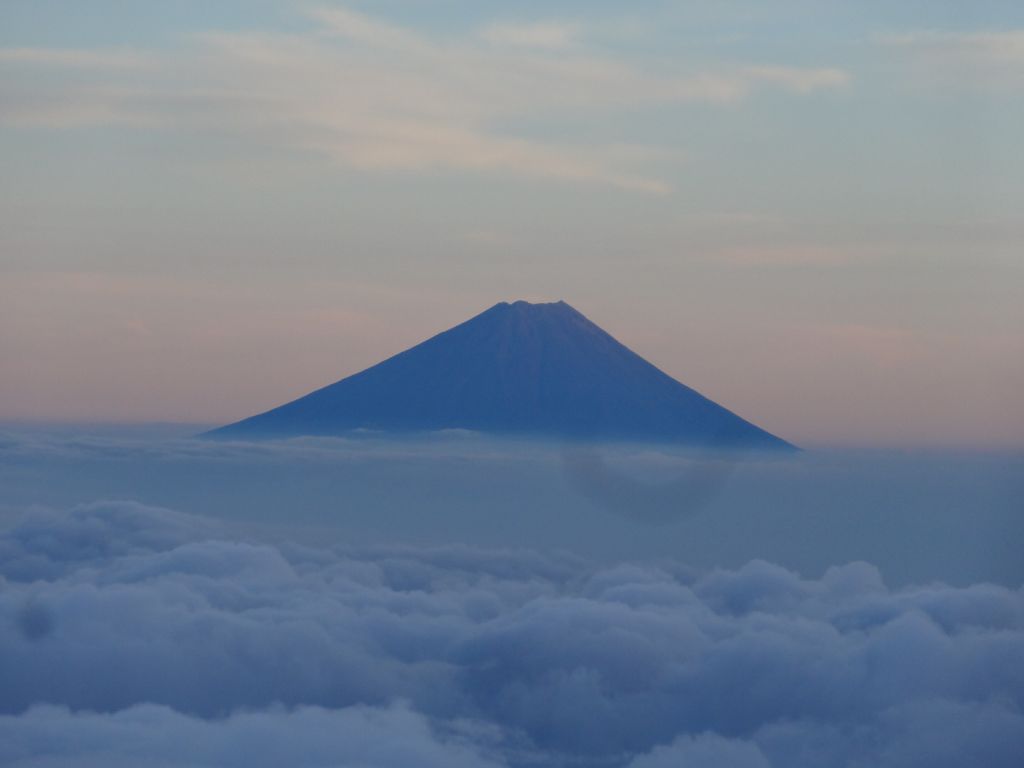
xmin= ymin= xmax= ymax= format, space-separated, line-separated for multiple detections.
xmin=205 ymin=300 xmax=794 ymax=449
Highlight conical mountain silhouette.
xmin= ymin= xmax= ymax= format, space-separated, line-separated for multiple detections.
xmin=206 ymin=300 xmax=793 ymax=449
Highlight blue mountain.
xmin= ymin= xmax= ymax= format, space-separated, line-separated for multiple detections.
xmin=206 ymin=300 xmax=794 ymax=449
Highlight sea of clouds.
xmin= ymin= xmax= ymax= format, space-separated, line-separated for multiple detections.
xmin=2 ymin=498 xmax=1023 ymax=767
xmin=1 ymin=429 xmax=1022 ymax=766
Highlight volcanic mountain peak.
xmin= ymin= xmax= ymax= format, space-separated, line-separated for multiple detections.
xmin=206 ymin=300 xmax=794 ymax=450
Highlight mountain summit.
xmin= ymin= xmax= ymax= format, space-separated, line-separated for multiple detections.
xmin=206 ymin=300 xmax=794 ymax=449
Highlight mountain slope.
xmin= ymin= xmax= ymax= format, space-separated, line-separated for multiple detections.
xmin=206 ymin=300 xmax=794 ymax=449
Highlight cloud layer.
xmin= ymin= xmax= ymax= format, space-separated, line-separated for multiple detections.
xmin=2 ymin=500 xmax=1022 ymax=766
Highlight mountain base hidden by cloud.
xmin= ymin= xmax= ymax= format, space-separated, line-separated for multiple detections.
xmin=207 ymin=300 xmax=794 ymax=450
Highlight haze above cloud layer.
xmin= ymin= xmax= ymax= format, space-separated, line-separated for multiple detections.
xmin=1 ymin=428 xmax=1021 ymax=587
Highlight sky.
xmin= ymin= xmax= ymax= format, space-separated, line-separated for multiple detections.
xmin=1 ymin=0 xmax=1022 ymax=446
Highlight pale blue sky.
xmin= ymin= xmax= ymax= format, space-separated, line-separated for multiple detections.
xmin=1 ymin=1 xmax=1022 ymax=445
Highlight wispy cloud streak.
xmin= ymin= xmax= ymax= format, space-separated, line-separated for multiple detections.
xmin=0 ymin=5 xmax=849 ymax=192
xmin=874 ymin=29 xmax=1024 ymax=89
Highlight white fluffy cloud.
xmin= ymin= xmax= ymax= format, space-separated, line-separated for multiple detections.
xmin=1 ymin=501 xmax=1022 ymax=767
xmin=628 ymin=733 xmax=770 ymax=768
xmin=0 ymin=703 xmax=503 ymax=768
